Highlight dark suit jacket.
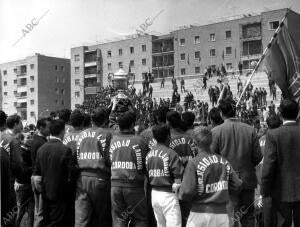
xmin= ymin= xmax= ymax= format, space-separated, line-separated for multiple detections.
xmin=35 ymin=138 xmax=74 ymax=201
xmin=211 ymin=118 xmax=262 ymax=189
xmin=261 ymin=122 xmax=300 ymax=202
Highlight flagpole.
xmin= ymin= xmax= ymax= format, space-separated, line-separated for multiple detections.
xmin=236 ymin=10 xmax=289 ymax=106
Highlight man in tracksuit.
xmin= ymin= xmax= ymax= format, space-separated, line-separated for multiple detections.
xmin=75 ymin=108 xmax=112 ymax=227
xmin=146 ymin=124 xmax=184 ymax=227
xmin=63 ymin=110 xmax=84 ymax=227
xmin=179 ymin=127 xmax=242 ymax=227
xmin=166 ymin=110 xmax=195 ymax=226
xmin=110 ymin=110 xmax=149 ymax=226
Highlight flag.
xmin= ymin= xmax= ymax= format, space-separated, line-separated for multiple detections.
xmin=265 ymin=21 xmax=300 ymax=100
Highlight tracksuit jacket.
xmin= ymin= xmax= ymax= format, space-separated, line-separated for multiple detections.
xmin=76 ymin=127 xmax=112 ymax=180
xmin=179 ymin=150 xmax=242 ymax=214
xmin=109 ymin=132 xmax=148 ymax=187
xmin=146 ymin=144 xmax=184 ymax=192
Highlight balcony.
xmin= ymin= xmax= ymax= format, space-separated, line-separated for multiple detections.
xmin=84 ymin=61 xmax=97 ymax=67
xmin=85 ymin=86 xmax=100 ymax=95
xmin=84 ymin=74 xmax=97 ymax=79
xmin=241 ymin=22 xmax=262 ymax=40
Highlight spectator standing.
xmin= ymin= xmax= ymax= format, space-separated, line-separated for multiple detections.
xmin=211 ymin=99 xmax=262 ymax=226
xmin=149 ymin=85 xmax=153 ymax=98
xmin=161 ymin=76 xmax=165 ymax=88
xmin=58 ymin=109 xmax=74 ymax=134
xmin=203 ymin=75 xmax=208 ymax=89
xmin=238 ymin=61 xmax=243 ymax=75
xmin=261 ymin=99 xmax=300 ymax=226
xmin=181 ymin=78 xmax=185 ymax=93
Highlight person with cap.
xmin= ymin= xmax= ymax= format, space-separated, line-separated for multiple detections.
xmin=109 ymin=110 xmax=149 ymax=226
xmin=75 ymin=107 xmax=112 ymax=227
xmin=146 ymin=124 xmax=184 ymax=227
xmin=179 ymin=127 xmax=242 ymax=227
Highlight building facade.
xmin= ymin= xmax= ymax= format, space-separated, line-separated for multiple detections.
xmin=0 ymin=54 xmax=70 ymax=124
xmin=70 ymin=8 xmax=296 ymax=108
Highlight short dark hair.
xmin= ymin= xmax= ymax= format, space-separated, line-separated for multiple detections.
xmin=0 ymin=110 xmax=7 ymax=127
xmin=209 ymin=107 xmax=223 ymax=125
xmin=49 ymin=119 xmax=65 ymax=136
xmin=154 ymin=106 xmax=169 ymax=124
xmin=279 ymin=99 xmax=299 ymax=120
xmin=166 ymin=111 xmax=181 ymax=128
xmin=218 ymin=99 xmax=236 ymax=118
xmin=70 ymin=110 xmax=84 ymax=128
xmin=91 ymin=108 xmax=109 ymax=127
xmin=181 ymin=112 xmax=195 ymax=128
xmin=58 ymin=109 xmax=71 ymax=123
xmin=152 ymin=124 xmax=170 ymax=143
xmin=117 ymin=110 xmax=136 ymax=130
xmin=266 ymin=115 xmax=281 ymax=129
xmin=36 ymin=117 xmax=52 ymax=130
xmin=6 ymin=114 xmax=21 ymax=129
xmin=83 ymin=113 xmax=91 ymax=128
xmin=50 ymin=111 xmax=57 ymax=119
xmin=193 ymin=126 xmax=212 ymax=148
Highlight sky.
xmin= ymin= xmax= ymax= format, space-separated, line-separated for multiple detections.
xmin=0 ymin=0 xmax=299 ymax=64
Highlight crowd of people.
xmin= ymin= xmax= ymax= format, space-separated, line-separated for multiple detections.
xmin=2 ymin=86 xmax=300 ymax=227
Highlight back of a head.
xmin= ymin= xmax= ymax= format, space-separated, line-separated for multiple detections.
xmin=209 ymin=107 xmax=223 ymax=125
xmin=91 ymin=107 xmax=109 ymax=127
xmin=280 ymin=99 xmax=299 ymax=120
xmin=266 ymin=115 xmax=282 ymax=129
xmin=0 ymin=110 xmax=7 ymax=128
xmin=166 ymin=111 xmax=181 ymax=129
xmin=218 ymin=98 xmax=236 ymax=118
xmin=117 ymin=110 xmax=136 ymax=130
xmin=152 ymin=124 xmax=170 ymax=144
xmin=6 ymin=114 xmax=21 ymax=129
xmin=49 ymin=119 xmax=65 ymax=137
xmin=154 ymin=106 xmax=169 ymax=124
xmin=83 ymin=113 xmax=91 ymax=128
xmin=36 ymin=117 xmax=52 ymax=130
xmin=58 ymin=109 xmax=71 ymax=123
xmin=70 ymin=110 xmax=84 ymax=128
xmin=193 ymin=126 xmax=212 ymax=148
xmin=181 ymin=112 xmax=195 ymax=129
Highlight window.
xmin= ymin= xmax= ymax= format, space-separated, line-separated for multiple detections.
xmin=30 ymin=100 xmax=34 ymax=105
xmin=225 ymin=30 xmax=231 ymax=39
xmin=130 ymin=47 xmax=134 ymax=54
xmin=75 ymin=67 xmax=80 ymax=73
xmin=13 ymin=79 xmax=17 ymax=84
xmin=20 ymin=78 xmax=27 ymax=86
xmin=4 ymin=81 xmax=7 ymax=86
xmin=269 ymin=21 xmax=279 ymax=30
xmin=30 ymin=112 xmax=35 ymax=117
xmin=118 ymin=62 xmax=123 ymax=69
xmin=55 ymin=65 xmax=58 ymax=70
xmin=225 ymin=47 xmax=232 ymax=55
xmin=61 ymin=89 xmax=65 ymax=94
xmin=75 ymin=92 xmax=80 ymax=97
xmin=30 ymin=64 xmax=34 ymax=69
xmin=107 ymin=51 xmax=112 ymax=58
xmin=3 ymin=70 xmax=7 ymax=75
xmin=180 ymin=53 xmax=186 ymax=60
xmin=14 ymin=68 xmax=17 ymax=73
xmin=130 ymin=60 xmax=134 ymax=67
xmin=74 ymin=54 xmax=80 ymax=61
xmin=20 ymin=92 xmax=27 ymax=97
xmin=179 ymin=38 xmax=185 ymax=46
xmin=210 ymin=49 xmax=216 ymax=57
xmin=195 ymin=51 xmax=200 ymax=59
xmin=142 ymin=45 xmax=146 ymax=52
xmin=61 ymin=100 xmax=65 ymax=105
xmin=14 ymin=91 xmax=17 ymax=95
xmin=142 ymin=59 xmax=146 ymax=65
xmin=119 ymin=49 xmax=123 ymax=56
xmin=108 ymin=63 xmax=112 ymax=70
xmin=209 ymin=33 xmax=215 ymax=41
xmin=75 ymin=79 xmax=80 ymax=85
xmin=195 ymin=67 xmax=200 ymax=74
xmin=226 ymin=63 xmax=232 ymax=70
xmin=30 ymin=88 xmax=34 ymax=92
xmin=61 ymin=66 xmax=65 ymax=71
xmin=194 ymin=36 xmax=200 ymax=44
xmin=30 ymin=76 xmax=34 ymax=81
xmin=4 ymin=92 xmax=7 ymax=96
xmin=181 ymin=68 xmax=186 ymax=75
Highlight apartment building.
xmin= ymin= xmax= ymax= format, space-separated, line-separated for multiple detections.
xmin=0 ymin=54 xmax=70 ymax=124
xmin=70 ymin=8 xmax=298 ymax=108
